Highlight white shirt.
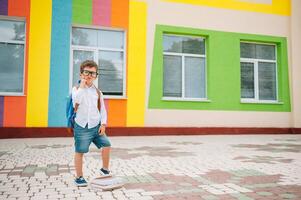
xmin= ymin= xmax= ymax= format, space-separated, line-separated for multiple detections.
xmin=72 ymin=85 xmax=107 ymax=129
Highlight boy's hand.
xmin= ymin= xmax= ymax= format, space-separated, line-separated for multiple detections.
xmin=99 ymin=125 xmax=106 ymax=135
xmin=79 ymin=79 xmax=87 ymax=88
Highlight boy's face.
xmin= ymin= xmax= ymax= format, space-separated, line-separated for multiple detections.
xmin=80 ymin=66 xmax=98 ymax=86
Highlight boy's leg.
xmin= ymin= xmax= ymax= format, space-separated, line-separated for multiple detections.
xmin=93 ymin=131 xmax=111 ymax=172
xmin=101 ymin=147 xmax=111 ymax=169
xmin=73 ymin=123 xmax=94 ymax=178
xmin=75 ymin=152 xmax=84 ymax=177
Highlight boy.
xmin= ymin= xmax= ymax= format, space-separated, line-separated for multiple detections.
xmin=72 ymin=60 xmax=111 ymax=187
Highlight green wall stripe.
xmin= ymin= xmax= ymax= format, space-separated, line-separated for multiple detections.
xmin=72 ymin=0 xmax=92 ymax=24
xmin=148 ymin=25 xmax=291 ymax=112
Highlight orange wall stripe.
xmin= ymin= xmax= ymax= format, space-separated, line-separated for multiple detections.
xmin=108 ymin=100 xmax=127 ymax=127
xmin=108 ymin=0 xmax=128 ymax=127
xmin=3 ymin=0 xmax=30 ymax=127
xmin=111 ymin=0 xmax=129 ymax=29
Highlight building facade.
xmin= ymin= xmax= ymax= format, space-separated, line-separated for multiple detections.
xmin=0 ymin=0 xmax=300 ymax=136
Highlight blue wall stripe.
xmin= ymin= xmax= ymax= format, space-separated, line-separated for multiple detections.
xmin=48 ymin=0 xmax=72 ymax=127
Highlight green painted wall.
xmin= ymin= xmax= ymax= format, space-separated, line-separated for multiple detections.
xmin=149 ymin=25 xmax=291 ymax=112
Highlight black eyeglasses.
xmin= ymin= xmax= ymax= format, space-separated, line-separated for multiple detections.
xmin=81 ymin=70 xmax=99 ymax=78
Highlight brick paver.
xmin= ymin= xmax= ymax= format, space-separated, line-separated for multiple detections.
xmin=0 ymin=135 xmax=301 ymax=199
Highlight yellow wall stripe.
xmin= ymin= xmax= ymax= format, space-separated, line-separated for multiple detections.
xmin=163 ymin=0 xmax=290 ymax=16
xmin=26 ymin=0 xmax=52 ymax=127
xmin=127 ymin=1 xmax=147 ymax=127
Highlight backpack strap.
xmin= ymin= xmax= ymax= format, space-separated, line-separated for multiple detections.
xmin=95 ymin=86 xmax=102 ymax=112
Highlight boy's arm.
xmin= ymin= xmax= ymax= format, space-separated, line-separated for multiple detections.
xmin=72 ymin=86 xmax=84 ymax=106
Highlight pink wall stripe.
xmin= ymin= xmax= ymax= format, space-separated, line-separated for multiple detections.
xmin=93 ymin=0 xmax=111 ymax=26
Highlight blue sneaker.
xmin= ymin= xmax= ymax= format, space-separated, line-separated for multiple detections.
xmin=74 ymin=176 xmax=88 ymax=187
xmin=100 ymin=168 xmax=112 ymax=176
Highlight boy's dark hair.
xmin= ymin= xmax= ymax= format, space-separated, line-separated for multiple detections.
xmin=80 ymin=60 xmax=98 ymax=73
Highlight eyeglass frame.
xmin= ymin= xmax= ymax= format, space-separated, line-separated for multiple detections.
xmin=81 ymin=69 xmax=99 ymax=78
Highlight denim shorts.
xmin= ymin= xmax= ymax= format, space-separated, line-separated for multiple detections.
xmin=73 ymin=123 xmax=111 ymax=153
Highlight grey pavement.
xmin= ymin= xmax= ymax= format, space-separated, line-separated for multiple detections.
xmin=0 ymin=135 xmax=301 ymax=199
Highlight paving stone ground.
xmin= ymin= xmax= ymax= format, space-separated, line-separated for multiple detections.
xmin=0 ymin=134 xmax=301 ymax=200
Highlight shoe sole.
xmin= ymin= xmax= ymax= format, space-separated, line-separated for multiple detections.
xmin=100 ymin=170 xmax=112 ymax=177
xmin=99 ymin=173 xmax=111 ymax=177
xmin=75 ymin=183 xmax=88 ymax=187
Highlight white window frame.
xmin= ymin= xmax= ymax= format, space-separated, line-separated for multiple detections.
xmin=240 ymin=42 xmax=278 ymax=103
xmin=162 ymin=34 xmax=208 ymax=102
xmin=0 ymin=16 xmax=26 ymax=96
xmin=70 ymin=24 xmax=127 ymax=99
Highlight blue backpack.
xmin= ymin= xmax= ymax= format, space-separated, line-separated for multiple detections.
xmin=66 ymin=86 xmax=79 ymax=128
xmin=66 ymin=86 xmax=101 ymax=128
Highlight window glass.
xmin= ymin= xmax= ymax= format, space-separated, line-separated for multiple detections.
xmin=72 ymin=50 xmax=94 ymax=86
xmin=182 ymin=37 xmax=205 ymax=55
xmin=256 ymin=44 xmax=275 ymax=60
xmin=240 ymin=42 xmax=277 ymax=101
xmin=163 ymin=35 xmax=182 ymax=53
xmin=240 ymin=43 xmax=256 ymax=59
xmin=98 ymin=51 xmax=124 ymax=95
xmin=241 ymin=43 xmax=275 ymax=60
xmin=241 ymin=62 xmax=255 ymax=98
xmin=98 ymin=30 xmax=124 ymax=49
xmin=0 ymin=19 xmax=25 ymax=95
xmin=0 ymin=43 xmax=24 ymax=93
xmin=163 ymin=35 xmax=205 ymax=55
xmin=72 ymin=27 xmax=97 ymax=46
xmin=0 ymin=20 xmax=25 ymax=41
xmin=163 ymin=34 xmax=206 ymax=99
xmin=163 ymin=55 xmax=182 ymax=97
xmin=71 ymin=27 xmax=126 ymax=96
xmin=184 ymin=57 xmax=206 ymax=98
xmin=258 ymin=62 xmax=277 ymax=100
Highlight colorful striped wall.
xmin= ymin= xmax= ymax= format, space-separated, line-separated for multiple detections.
xmin=0 ymin=0 xmax=293 ymax=129
xmin=48 ymin=0 xmax=136 ymax=127
xmin=0 ymin=0 xmax=147 ymax=128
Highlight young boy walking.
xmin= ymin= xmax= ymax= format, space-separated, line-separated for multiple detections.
xmin=72 ymin=60 xmax=111 ymax=187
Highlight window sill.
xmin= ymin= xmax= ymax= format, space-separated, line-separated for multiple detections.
xmin=240 ymin=100 xmax=284 ymax=105
xmin=0 ymin=93 xmax=25 ymax=97
xmin=162 ymin=97 xmax=211 ymax=102
xmin=103 ymin=95 xmax=127 ymax=100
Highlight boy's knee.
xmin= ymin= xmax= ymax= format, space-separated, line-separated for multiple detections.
xmin=103 ymin=140 xmax=111 ymax=148
xmin=75 ymin=146 xmax=89 ymax=153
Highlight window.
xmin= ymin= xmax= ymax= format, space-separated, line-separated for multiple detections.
xmin=0 ymin=18 xmax=25 ymax=95
xmin=71 ymin=26 xmax=126 ymax=97
xmin=240 ymin=42 xmax=277 ymax=102
xmin=163 ymin=34 xmax=206 ymax=100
